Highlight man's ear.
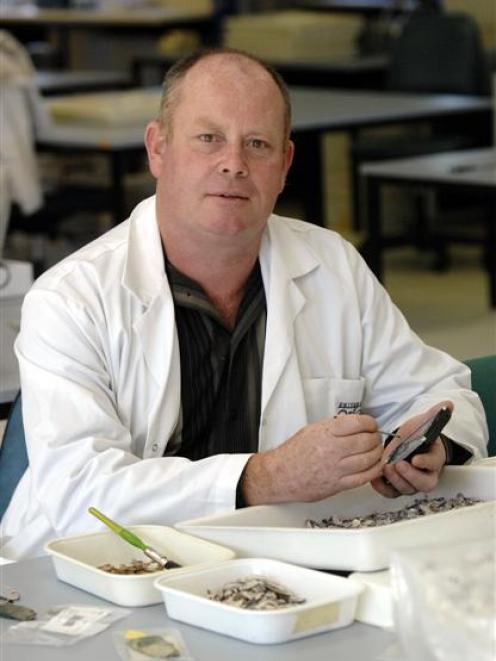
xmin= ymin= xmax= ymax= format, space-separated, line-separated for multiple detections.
xmin=144 ymin=120 xmax=167 ymax=179
xmin=280 ymin=139 xmax=295 ymax=192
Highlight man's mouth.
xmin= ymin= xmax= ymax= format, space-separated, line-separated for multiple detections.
xmin=208 ymin=192 xmax=249 ymax=200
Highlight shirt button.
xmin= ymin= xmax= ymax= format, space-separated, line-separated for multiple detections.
xmin=151 ymin=443 xmax=159 ymax=452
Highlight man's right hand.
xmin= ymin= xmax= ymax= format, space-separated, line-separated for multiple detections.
xmin=240 ymin=414 xmax=384 ymax=505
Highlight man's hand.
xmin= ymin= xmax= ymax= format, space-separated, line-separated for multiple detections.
xmin=371 ymin=401 xmax=453 ymax=498
xmin=241 ymin=414 xmax=384 ymax=505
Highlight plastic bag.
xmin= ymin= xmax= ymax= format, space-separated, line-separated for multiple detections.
xmin=1 ymin=603 xmax=130 ymax=646
xmin=113 ymin=628 xmax=194 ymax=660
xmin=390 ymin=538 xmax=495 ymax=661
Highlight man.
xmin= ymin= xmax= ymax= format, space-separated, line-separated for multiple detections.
xmin=0 ymin=49 xmax=487 ymax=560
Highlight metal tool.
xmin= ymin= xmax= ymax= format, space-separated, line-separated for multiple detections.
xmin=377 ymin=430 xmax=403 ymax=438
xmin=88 ymin=507 xmax=181 ymax=569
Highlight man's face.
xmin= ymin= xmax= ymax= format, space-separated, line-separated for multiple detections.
xmin=145 ymin=55 xmax=294 ymax=246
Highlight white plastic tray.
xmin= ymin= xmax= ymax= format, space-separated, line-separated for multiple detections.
xmin=154 ymin=558 xmax=363 ymax=644
xmin=45 ymin=525 xmax=235 ymax=607
xmin=176 ymin=466 xmax=496 ymax=571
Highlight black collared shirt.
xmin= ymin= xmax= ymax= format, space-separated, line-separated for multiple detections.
xmin=164 ymin=260 xmax=266 ymax=461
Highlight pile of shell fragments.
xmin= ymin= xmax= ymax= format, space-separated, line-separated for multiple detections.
xmin=305 ymin=493 xmax=482 ymax=529
xmin=98 ymin=559 xmax=163 ymax=574
xmin=207 ymin=577 xmax=306 ymax=610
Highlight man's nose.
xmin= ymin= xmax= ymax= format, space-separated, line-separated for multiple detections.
xmin=219 ymin=144 xmax=248 ymax=178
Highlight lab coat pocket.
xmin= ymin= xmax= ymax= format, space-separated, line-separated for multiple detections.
xmin=302 ymin=376 xmax=366 ymax=423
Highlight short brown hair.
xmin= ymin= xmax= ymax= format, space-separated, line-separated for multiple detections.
xmin=157 ymin=47 xmax=292 ymax=141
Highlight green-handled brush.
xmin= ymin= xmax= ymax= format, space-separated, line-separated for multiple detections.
xmin=88 ymin=507 xmax=181 ymax=569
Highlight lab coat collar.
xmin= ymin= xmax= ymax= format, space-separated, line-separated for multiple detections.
xmin=122 ymin=201 xmax=321 ymax=305
xmin=122 ymin=203 xmax=322 ymax=433
xmin=261 ymin=214 xmax=321 ymax=280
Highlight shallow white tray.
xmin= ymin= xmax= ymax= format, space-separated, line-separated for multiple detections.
xmin=45 ymin=525 xmax=235 ymax=607
xmin=154 ymin=557 xmax=363 ymax=644
xmin=176 ymin=466 xmax=496 ymax=571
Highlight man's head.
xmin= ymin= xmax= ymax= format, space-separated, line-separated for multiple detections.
xmin=157 ymin=48 xmax=292 ymax=142
xmin=144 ymin=48 xmax=294 ymax=250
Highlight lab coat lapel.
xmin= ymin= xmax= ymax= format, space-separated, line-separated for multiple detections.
xmin=123 ymin=196 xmax=181 ymax=448
xmin=135 ymin=291 xmax=181 ymax=447
xmin=261 ymin=271 xmax=304 ymax=414
xmin=258 ymin=217 xmax=320 ymax=449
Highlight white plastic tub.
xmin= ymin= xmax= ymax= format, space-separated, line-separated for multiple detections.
xmin=176 ymin=465 xmax=496 ymax=571
xmin=154 ymin=557 xmax=363 ymax=644
xmin=45 ymin=525 xmax=235 ymax=607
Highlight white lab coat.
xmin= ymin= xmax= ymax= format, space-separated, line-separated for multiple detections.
xmin=0 ymin=196 xmax=488 ymax=559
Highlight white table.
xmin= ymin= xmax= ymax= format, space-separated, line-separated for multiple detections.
xmin=0 ymin=4 xmax=215 ymax=68
xmin=0 ymin=556 xmax=400 ymax=661
xmin=36 ymin=70 xmax=131 ymax=96
xmin=0 ymin=5 xmax=213 ymax=27
xmin=361 ymin=147 xmax=496 ymax=307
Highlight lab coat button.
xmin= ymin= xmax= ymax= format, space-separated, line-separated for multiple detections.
xmin=151 ymin=443 xmax=159 ymax=452
xmin=261 ymin=418 xmax=267 ymax=426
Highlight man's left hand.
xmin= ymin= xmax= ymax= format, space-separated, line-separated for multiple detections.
xmin=371 ymin=401 xmax=453 ymax=498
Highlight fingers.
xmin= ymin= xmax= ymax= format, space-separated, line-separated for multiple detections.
xmin=326 ymin=413 xmax=378 ymax=437
xmin=339 ymin=442 xmax=384 ymax=473
xmin=382 ymin=443 xmax=444 ymax=494
xmin=370 ymin=476 xmax=402 ymax=499
xmin=316 ymin=414 xmax=382 ymax=456
xmin=396 ymin=461 xmax=441 ymax=492
xmin=261 ymin=415 xmax=384 ymax=502
xmin=372 ymin=458 xmax=441 ymax=498
xmin=410 ymin=438 xmax=446 ymax=471
xmin=339 ymin=458 xmax=384 ymax=491
xmin=377 ymin=403 xmax=453 ymax=497
xmin=382 ymin=463 xmax=417 ymax=495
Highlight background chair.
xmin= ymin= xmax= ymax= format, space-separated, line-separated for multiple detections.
xmin=0 ymin=393 xmax=27 ymax=521
xmin=464 ymin=354 xmax=496 ymax=457
xmin=352 ymin=10 xmax=491 ymax=263
xmin=1 ymin=356 xmax=494 ymax=521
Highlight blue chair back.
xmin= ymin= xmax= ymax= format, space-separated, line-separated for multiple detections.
xmin=464 ymin=355 xmax=496 ymax=456
xmin=0 ymin=393 xmax=28 ymax=520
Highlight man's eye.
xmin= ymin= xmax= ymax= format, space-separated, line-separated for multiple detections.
xmin=199 ymin=134 xmax=216 ymax=143
xmin=248 ymin=138 xmax=268 ymax=149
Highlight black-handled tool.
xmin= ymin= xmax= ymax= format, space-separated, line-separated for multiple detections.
xmin=386 ymin=406 xmax=452 ymax=465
